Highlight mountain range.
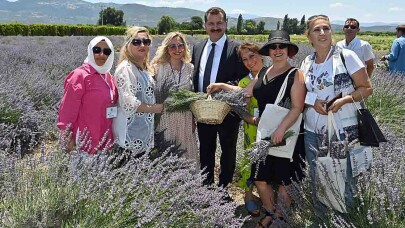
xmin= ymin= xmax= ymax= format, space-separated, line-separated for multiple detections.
xmin=0 ymin=0 xmax=399 ymax=32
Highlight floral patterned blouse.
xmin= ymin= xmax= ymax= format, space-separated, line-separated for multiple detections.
xmin=113 ymin=60 xmax=155 ymax=153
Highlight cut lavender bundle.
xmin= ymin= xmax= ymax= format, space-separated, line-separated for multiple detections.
xmin=210 ymin=89 xmax=251 ymax=119
xmin=247 ymin=130 xmax=295 ymax=164
xmin=163 ymin=89 xmax=206 ymax=112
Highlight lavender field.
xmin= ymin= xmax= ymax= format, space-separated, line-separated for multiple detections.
xmin=0 ymin=35 xmax=405 ymax=227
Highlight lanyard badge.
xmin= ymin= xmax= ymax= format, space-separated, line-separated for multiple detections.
xmin=100 ymin=74 xmax=117 ymax=119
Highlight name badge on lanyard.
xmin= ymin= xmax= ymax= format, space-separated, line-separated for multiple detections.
xmin=106 ymin=106 xmax=118 ymax=118
xmin=100 ymin=73 xmax=117 ymax=119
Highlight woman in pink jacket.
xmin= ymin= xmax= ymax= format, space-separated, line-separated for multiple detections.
xmin=57 ymin=36 xmax=118 ymax=154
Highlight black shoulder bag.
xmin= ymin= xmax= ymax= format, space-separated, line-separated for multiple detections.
xmin=341 ymin=52 xmax=387 ymax=147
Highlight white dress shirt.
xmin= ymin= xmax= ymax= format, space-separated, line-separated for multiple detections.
xmin=198 ymin=34 xmax=227 ymax=92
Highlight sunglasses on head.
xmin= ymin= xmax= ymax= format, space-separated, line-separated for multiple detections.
xmin=344 ymin=25 xmax=358 ymax=29
xmin=168 ymin=43 xmax=185 ymax=50
xmin=131 ymin=38 xmax=152 ymax=46
xmin=268 ymin=44 xmax=288 ymax=50
xmin=308 ymin=14 xmax=329 ymax=21
xmin=92 ymin=46 xmax=112 ymax=55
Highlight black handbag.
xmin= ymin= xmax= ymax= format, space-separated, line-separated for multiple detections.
xmin=356 ymin=107 xmax=387 ymax=147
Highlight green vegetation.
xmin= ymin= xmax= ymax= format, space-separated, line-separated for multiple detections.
xmin=98 ymin=7 xmax=126 ymax=26
xmin=0 ymin=23 xmax=126 ymax=36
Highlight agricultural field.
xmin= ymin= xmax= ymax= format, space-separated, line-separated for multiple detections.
xmin=0 ymin=35 xmax=405 ymax=227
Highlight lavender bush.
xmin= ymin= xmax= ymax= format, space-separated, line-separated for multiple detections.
xmin=0 ymin=146 xmax=245 ymax=227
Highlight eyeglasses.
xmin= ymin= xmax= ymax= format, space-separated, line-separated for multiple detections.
xmin=311 ymin=26 xmax=331 ymax=34
xmin=268 ymin=44 xmax=288 ymax=50
xmin=131 ymin=38 xmax=152 ymax=46
xmin=92 ymin=46 xmax=112 ymax=56
xmin=344 ymin=25 xmax=358 ymax=29
xmin=308 ymin=14 xmax=329 ymax=21
xmin=168 ymin=43 xmax=185 ymax=50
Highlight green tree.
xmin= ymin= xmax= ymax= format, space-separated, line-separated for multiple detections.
xmin=282 ymin=14 xmax=291 ymax=33
xmin=237 ymin=14 xmax=243 ymax=34
xmin=178 ymin=22 xmax=192 ymax=30
xmin=190 ymin=16 xmax=203 ymax=30
xmin=299 ymin=15 xmax=306 ymax=34
xmin=157 ymin=15 xmax=177 ymax=35
xmin=228 ymin=26 xmax=237 ymax=34
xmin=244 ymin=19 xmax=257 ymax=35
xmin=277 ymin=20 xmax=281 ymax=30
xmin=256 ymin=21 xmax=265 ymax=34
xmin=98 ymin=7 xmax=125 ymax=26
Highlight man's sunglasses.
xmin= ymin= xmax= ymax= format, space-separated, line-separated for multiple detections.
xmin=131 ymin=38 xmax=152 ymax=46
xmin=168 ymin=43 xmax=185 ymax=50
xmin=92 ymin=46 xmax=112 ymax=55
xmin=344 ymin=25 xmax=358 ymax=29
xmin=268 ymin=44 xmax=288 ymax=50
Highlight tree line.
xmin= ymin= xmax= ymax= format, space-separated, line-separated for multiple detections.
xmin=98 ymin=7 xmax=309 ymax=35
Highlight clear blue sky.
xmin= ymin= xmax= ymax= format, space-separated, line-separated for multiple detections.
xmin=79 ymin=0 xmax=404 ymax=24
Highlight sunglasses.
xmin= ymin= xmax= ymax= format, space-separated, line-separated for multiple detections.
xmin=168 ymin=43 xmax=185 ymax=50
xmin=344 ymin=25 xmax=358 ymax=29
xmin=268 ymin=44 xmax=288 ymax=50
xmin=92 ymin=46 xmax=112 ymax=56
xmin=308 ymin=14 xmax=329 ymax=21
xmin=131 ymin=38 xmax=152 ymax=46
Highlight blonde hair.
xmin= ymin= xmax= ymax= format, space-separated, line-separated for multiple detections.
xmin=151 ymin=32 xmax=191 ymax=65
xmin=237 ymin=42 xmax=260 ymax=57
xmin=118 ymin=26 xmax=151 ymax=71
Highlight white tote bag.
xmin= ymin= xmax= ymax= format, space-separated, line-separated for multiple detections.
xmin=256 ymin=68 xmax=302 ymax=160
xmin=316 ymin=112 xmax=347 ymax=213
xmin=349 ymin=143 xmax=373 ymax=177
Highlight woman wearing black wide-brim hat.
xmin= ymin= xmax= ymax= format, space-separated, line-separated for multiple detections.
xmin=252 ymin=30 xmax=306 ymax=227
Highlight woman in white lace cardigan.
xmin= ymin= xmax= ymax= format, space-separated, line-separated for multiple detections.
xmin=113 ymin=26 xmax=163 ymax=154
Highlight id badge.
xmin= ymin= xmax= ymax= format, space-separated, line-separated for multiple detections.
xmin=106 ymin=106 xmax=118 ymax=118
xmin=305 ymin=92 xmax=317 ymax=106
xmin=253 ymin=108 xmax=259 ymax=118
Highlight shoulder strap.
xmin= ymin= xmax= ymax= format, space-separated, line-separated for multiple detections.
xmin=340 ymin=51 xmax=348 ymax=72
xmin=275 ymin=67 xmax=298 ymax=105
xmin=257 ymin=66 xmax=269 ymax=79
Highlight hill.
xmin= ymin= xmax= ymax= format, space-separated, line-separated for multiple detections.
xmin=0 ymin=0 xmax=397 ymax=32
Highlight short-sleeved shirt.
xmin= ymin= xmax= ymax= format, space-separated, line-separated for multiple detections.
xmin=336 ymin=37 xmax=375 ymax=64
xmin=238 ymin=74 xmax=258 ymax=149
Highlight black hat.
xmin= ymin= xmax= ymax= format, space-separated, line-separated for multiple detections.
xmin=259 ymin=30 xmax=299 ymax=58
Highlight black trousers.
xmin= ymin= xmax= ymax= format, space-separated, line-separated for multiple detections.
xmin=197 ymin=114 xmax=240 ymax=188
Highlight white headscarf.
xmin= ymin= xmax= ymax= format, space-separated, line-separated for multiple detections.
xmin=84 ymin=36 xmax=114 ymax=74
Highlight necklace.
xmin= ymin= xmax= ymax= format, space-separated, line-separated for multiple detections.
xmin=169 ymin=62 xmax=183 ymax=84
xmin=263 ymin=65 xmax=290 ymax=85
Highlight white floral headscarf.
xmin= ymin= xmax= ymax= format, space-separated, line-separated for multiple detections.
xmin=84 ymin=36 xmax=114 ymax=74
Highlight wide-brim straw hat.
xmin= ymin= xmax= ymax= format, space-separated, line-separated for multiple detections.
xmin=259 ymin=30 xmax=299 ymax=58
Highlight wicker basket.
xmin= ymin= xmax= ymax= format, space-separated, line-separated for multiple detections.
xmin=190 ymin=95 xmax=231 ymax=125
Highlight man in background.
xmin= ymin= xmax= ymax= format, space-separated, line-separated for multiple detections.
xmin=337 ymin=18 xmax=375 ymax=77
xmin=381 ymin=25 xmax=405 ymax=74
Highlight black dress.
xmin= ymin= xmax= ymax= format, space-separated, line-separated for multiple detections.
xmin=251 ymin=67 xmax=305 ymax=185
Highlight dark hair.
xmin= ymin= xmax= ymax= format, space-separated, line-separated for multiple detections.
xmin=204 ymin=7 xmax=227 ymax=23
xmin=345 ymin=18 xmax=360 ymax=27
xmin=396 ymin=25 xmax=405 ymax=33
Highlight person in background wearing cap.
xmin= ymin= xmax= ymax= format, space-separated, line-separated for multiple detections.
xmin=252 ymin=30 xmax=306 ymax=227
xmin=301 ymin=15 xmax=372 ymax=211
xmin=57 ymin=36 xmax=118 ymax=154
xmin=381 ymin=25 xmax=405 ymax=74
xmin=336 ymin=18 xmax=375 ymax=77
